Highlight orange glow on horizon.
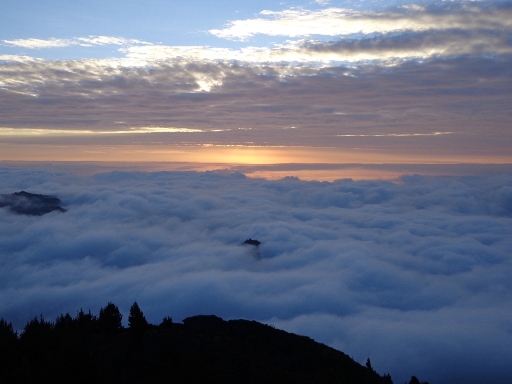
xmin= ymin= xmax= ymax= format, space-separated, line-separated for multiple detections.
xmin=2 ymin=143 xmax=512 ymax=181
xmin=1 ymin=143 xmax=511 ymax=167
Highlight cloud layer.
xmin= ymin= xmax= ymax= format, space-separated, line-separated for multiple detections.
xmin=1 ymin=2 xmax=511 ymax=163
xmin=210 ymin=4 xmax=512 ymax=40
xmin=1 ymin=165 xmax=512 ymax=383
xmin=1 ymin=52 xmax=511 ymax=163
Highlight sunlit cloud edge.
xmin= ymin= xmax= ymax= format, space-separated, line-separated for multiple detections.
xmin=0 ymin=127 xmax=204 ymax=136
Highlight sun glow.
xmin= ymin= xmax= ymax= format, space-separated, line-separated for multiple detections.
xmin=2 ymin=142 xmax=512 ymax=166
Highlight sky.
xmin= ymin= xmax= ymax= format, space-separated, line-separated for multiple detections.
xmin=1 ymin=165 xmax=512 ymax=384
xmin=1 ymin=0 xmax=511 ymax=174
xmin=1 ymin=2 xmax=512 ymax=383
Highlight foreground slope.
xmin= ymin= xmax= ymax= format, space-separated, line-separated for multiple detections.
xmin=1 ymin=313 xmax=393 ymax=383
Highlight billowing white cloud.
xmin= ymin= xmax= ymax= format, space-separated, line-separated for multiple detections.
xmin=210 ymin=4 xmax=512 ymax=40
xmin=0 ymin=165 xmax=512 ymax=384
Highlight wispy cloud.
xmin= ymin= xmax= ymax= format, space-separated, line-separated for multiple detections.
xmin=0 ymin=127 xmax=204 ymax=136
xmin=4 ymin=5 xmax=510 ymax=65
xmin=209 ymin=4 xmax=512 ymax=40
xmin=336 ymin=131 xmax=453 ymax=137
xmin=3 ymin=38 xmax=72 ymax=49
xmin=298 ymin=29 xmax=512 ymax=60
xmin=2 ymin=36 xmax=152 ymax=49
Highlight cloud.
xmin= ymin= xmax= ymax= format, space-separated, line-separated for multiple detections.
xmin=3 ymin=38 xmax=73 ymax=49
xmin=3 ymin=4 xmax=510 ymax=65
xmin=121 ymin=29 xmax=512 ymax=64
xmin=298 ymin=29 xmax=512 ymax=60
xmin=336 ymin=132 xmax=453 ymax=137
xmin=2 ymin=36 xmax=152 ymax=49
xmin=209 ymin=4 xmax=512 ymax=40
xmin=5 ymin=28 xmax=510 ymax=69
xmin=0 ymin=127 xmax=204 ymax=136
xmin=1 ymin=4 xmax=511 ymax=163
xmin=1 ymin=53 xmax=511 ymax=163
xmin=0 ymin=165 xmax=512 ymax=383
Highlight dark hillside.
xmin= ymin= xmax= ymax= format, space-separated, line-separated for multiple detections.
xmin=0 ymin=308 xmax=396 ymax=384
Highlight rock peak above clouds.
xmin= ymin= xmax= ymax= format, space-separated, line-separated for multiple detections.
xmin=0 ymin=191 xmax=66 ymax=216
xmin=243 ymin=238 xmax=261 ymax=247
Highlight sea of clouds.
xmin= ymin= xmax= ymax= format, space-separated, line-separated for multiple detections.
xmin=1 ymin=165 xmax=512 ymax=383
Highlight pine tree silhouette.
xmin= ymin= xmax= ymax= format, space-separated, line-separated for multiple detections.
xmin=98 ymin=302 xmax=122 ymax=333
xmin=128 ymin=301 xmax=148 ymax=331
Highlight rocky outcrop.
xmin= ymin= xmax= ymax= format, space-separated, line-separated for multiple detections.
xmin=242 ymin=239 xmax=261 ymax=246
xmin=0 ymin=191 xmax=66 ymax=216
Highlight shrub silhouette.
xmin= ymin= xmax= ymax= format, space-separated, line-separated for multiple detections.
xmin=159 ymin=316 xmax=173 ymax=329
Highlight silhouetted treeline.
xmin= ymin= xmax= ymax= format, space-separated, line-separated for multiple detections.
xmin=0 ymin=301 xmax=427 ymax=383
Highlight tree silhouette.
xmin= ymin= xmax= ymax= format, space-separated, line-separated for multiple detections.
xmin=75 ymin=308 xmax=97 ymax=331
xmin=408 ymin=376 xmax=429 ymax=384
xmin=128 ymin=301 xmax=148 ymax=331
xmin=20 ymin=315 xmax=54 ymax=363
xmin=55 ymin=313 xmax=74 ymax=331
xmin=0 ymin=318 xmax=17 ymax=343
xmin=382 ymin=373 xmax=393 ymax=383
xmin=0 ymin=305 xmax=402 ymax=383
xmin=21 ymin=314 xmax=54 ymax=341
xmin=98 ymin=302 xmax=122 ymax=333
xmin=366 ymin=357 xmax=374 ymax=371
xmin=0 ymin=318 xmax=18 ymax=377
xmin=159 ymin=316 xmax=173 ymax=329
